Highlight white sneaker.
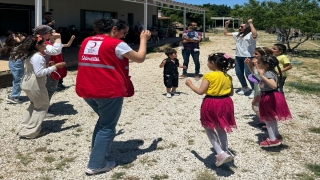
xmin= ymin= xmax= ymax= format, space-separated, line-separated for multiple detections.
xmin=237 ymin=87 xmax=251 ymax=95
xmin=215 ymin=152 xmax=233 ymax=167
xmin=166 ymin=93 xmax=172 ymax=98
xmin=85 ymin=161 xmax=115 ymax=175
xmin=194 ymin=48 xmax=200 ymax=52
xmin=249 ymin=91 xmax=254 ymax=99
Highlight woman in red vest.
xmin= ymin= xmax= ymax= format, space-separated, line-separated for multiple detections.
xmin=76 ymin=18 xmax=150 ymax=175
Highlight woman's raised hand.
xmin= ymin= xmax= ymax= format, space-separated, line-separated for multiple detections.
xmin=140 ymin=30 xmax=151 ymax=41
xmin=225 ymin=20 xmax=230 ymax=26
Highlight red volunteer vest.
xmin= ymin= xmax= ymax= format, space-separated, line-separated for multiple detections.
xmin=76 ymin=35 xmax=133 ymax=98
xmin=45 ymin=41 xmax=67 ymax=80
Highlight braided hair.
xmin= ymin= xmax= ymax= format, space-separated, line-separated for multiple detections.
xmin=259 ymin=55 xmax=282 ymax=88
xmin=93 ymin=18 xmax=128 ymax=34
xmin=208 ymin=53 xmax=235 ymax=73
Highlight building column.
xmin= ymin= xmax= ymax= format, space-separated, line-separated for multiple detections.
xmin=144 ymin=0 xmax=148 ymax=30
xmin=203 ymin=11 xmax=206 ymax=38
xmin=233 ymin=18 xmax=234 ymax=29
xmin=45 ymin=0 xmax=49 ymax=12
xmin=35 ymin=0 xmax=42 ymax=27
xmin=183 ymin=7 xmax=186 ymax=31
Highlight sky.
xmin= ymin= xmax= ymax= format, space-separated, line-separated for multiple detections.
xmin=174 ymin=0 xmax=260 ymax=7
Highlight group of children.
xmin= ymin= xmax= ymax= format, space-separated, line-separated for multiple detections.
xmin=160 ymin=44 xmax=292 ymax=166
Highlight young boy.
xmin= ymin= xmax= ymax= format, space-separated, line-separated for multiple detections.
xmin=159 ymin=48 xmax=186 ymax=98
xmin=180 ymin=25 xmax=200 ymax=52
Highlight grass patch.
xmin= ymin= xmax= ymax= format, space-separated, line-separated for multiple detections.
xmin=306 ymin=163 xmax=320 ymax=177
xmin=169 ymin=143 xmax=177 ymax=148
xmin=76 ymin=128 xmax=83 ymax=132
xmin=295 ymin=173 xmax=315 ymax=180
xmin=195 ymin=169 xmax=216 ymax=180
xmin=55 ymin=156 xmax=76 ymax=170
xmin=123 ymin=176 xmax=140 ymax=180
xmin=139 ymin=156 xmax=157 ymax=166
xmin=121 ymin=163 xmax=134 ymax=169
xmin=188 ymin=139 xmax=195 ymax=145
xmin=156 ymin=146 xmax=165 ymax=150
xmin=177 ymin=168 xmax=184 ymax=173
xmin=44 ymin=156 xmax=56 ymax=163
xmin=46 ymin=149 xmax=55 ymax=153
xmin=287 ymin=81 xmax=320 ymax=95
xmin=151 ymin=174 xmax=169 ymax=180
xmin=35 ymin=147 xmax=47 ymax=152
xmin=112 ymin=172 xmax=126 ymax=180
xmin=16 ymin=152 xmax=34 ymax=166
xmin=39 ymin=176 xmax=53 ymax=180
xmin=309 ymin=127 xmax=320 ymax=134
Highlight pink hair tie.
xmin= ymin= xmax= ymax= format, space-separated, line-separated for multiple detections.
xmin=223 ymin=54 xmax=231 ymax=59
xmin=12 ymin=34 xmax=15 ymax=38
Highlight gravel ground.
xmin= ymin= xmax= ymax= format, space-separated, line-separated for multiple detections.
xmin=0 ymin=35 xmax=319 ymax=180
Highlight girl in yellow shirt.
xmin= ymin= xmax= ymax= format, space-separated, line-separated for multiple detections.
xmin=186 ymin=53 xmax=236 ymax=167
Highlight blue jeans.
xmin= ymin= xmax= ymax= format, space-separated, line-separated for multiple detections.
xmin=182 ymin=49 xmax=200 ymax=76
xmin=235 ymin=56 xmax=254 ymax=89
xmin=278 ymin=76 xmax=287 ymax=96
xmin=84 ymin=97 xmax=123 ymax=169
xmin=8 ymin=59 xmax=24 ymax=98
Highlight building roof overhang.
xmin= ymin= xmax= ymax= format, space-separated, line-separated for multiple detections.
xmin=121 ymin=0 xmax=206 ymax=14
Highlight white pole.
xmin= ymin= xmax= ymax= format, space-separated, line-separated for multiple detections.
xmin=144 ymin=0 xmax=148 ymax=30
xmin=45 ymin=0 xmax=49 ymax=12
xmin=203 ymin=11 xmax=206 ymax=38
xmin=223 ymin=17 xmax=224 ymax=29
xmin=35 ymin=0 xmax=42 ymax=27
xmin=233 ymin=18 xmax=234 ymax=29
xmin=183 ymin=7 xmax=186 ymax=31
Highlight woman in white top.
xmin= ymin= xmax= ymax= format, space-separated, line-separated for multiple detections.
xmin=14 ymin=35 xmax=66 ymax=139
xmin=224 ymin=19 xmax=257 ymax=99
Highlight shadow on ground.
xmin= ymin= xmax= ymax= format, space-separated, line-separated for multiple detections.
xmin=191 ymin=149 xmax=236 ymax=177
xmin=49 ymin=101 xmax=78 ymax=116
xmin=41 ymin=119 xmax=80 ymax=136
xmin=109 ymin=137 xmax=162 ymax=166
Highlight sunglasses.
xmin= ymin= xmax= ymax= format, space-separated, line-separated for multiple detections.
xmin=239 ymin=26 xmax=244 ymax=28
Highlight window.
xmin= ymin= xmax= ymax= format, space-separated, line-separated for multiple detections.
xmin=0 ymin=3 xmax=34 ymax=36
xmin=81 ymin=10 xmax=117 ymax=30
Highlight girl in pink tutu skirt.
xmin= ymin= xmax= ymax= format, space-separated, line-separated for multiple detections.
xmin=257 ymin=55 xmax=292 ymax=147
xmin=186 ymin=53 xmax=236 ymax=167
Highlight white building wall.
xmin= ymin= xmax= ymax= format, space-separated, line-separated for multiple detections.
xmin=1 ymin=0 xmax=157 ymax=29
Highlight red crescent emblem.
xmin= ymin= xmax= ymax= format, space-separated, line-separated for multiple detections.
xmin=90 ymin=42 xmax=97 ymax=48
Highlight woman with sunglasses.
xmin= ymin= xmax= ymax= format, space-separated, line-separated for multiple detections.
xmin=13 ymin=35 xmax=66 ymax=139
xmin=224 ymin=19 xmax=258 ymax=99
xmin=76 ymin=18 xmax=151 ymax=175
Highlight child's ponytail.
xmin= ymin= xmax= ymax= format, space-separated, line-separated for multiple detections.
xmin=275 ymin=64 xmax=282 ymax=89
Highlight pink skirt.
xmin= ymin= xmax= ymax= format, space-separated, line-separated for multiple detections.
xmin=200 ymin=96 xmax=236 ymax=133
xmin=259 ymin=91 xmax=292 ymax=122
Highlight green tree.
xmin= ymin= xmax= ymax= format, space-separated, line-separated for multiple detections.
xmin=160 ymin=4 xmax=232 ymax=29
xmin=231 ymin=0 xmax=320 ymax=51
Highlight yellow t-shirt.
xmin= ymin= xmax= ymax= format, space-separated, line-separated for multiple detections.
xmin=202 ymin=71 xmax=232 ymax=96
xmin=276 ymin=54 xmax=291 ymax=77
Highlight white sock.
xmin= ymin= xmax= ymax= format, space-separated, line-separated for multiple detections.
xmin=265 ymin=121 xmax=276 ymax=141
